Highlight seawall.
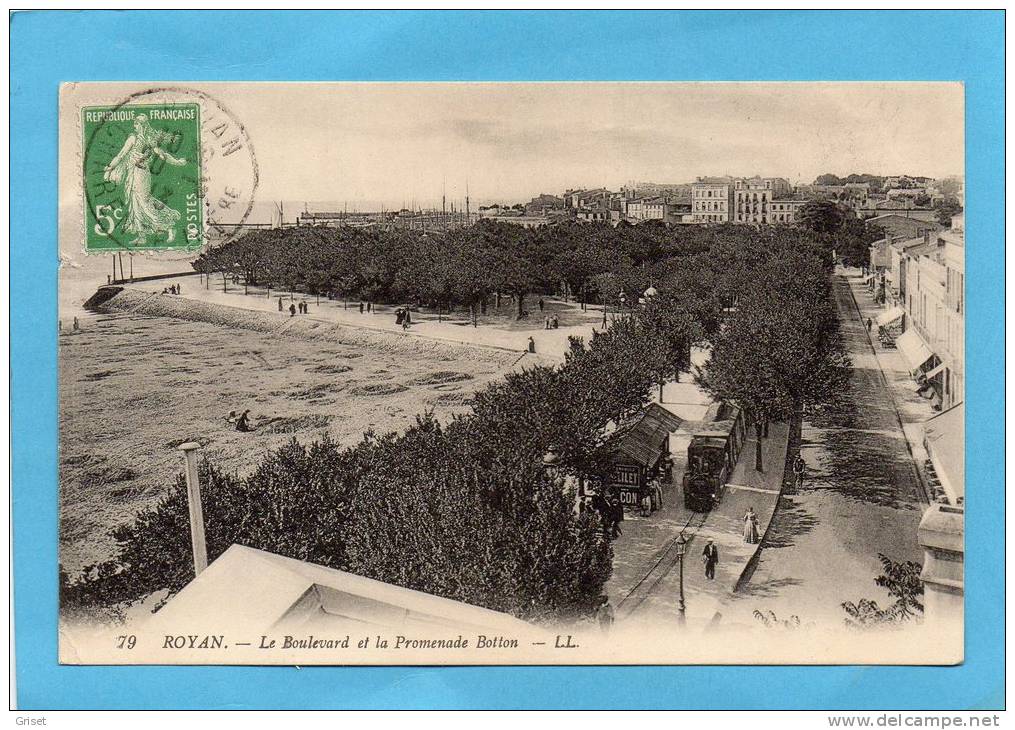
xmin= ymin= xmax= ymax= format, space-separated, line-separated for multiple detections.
xmin=90 ymin=286 xmax=526 ymax=367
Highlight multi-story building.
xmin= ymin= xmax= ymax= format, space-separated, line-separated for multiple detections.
xmin=691 ymin=177 xmax=734 ymax=223
xmin=769 ymin=199 xmax=807 ymax=224
xmin=627 ymin=196 xmax=668 ymax=222
xmin=575 ymin=206 xmax=609 ymax=224
xmin=730 ymin=177 xmax=792 ymax=224
xmin=564 ymin=188 xmax=609 ymax=210
xmin=884 ymin=214 xmax=964 ymax=412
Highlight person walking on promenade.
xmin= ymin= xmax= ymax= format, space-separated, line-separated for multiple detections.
xmin=278 ymin=297 xmax=284 ymax=312
xmin=595 ymin=597 xmax=615 ymax=633
xmin=743 ymin=507 xmax=760 ymax=544
xmin=702 ymin=539 xmax=719 ymax=580
xmin=551 ymin=314 xmax=559 ymax=329
xmin=359 ymin=301 xmax=364 ymax=314
xmin=792 ymin=453 xmax=806 ymax=489
xmin=538 ymin=297 xmax=545 ymax=312
xmin=235 ymin=410 xmax=251 ymax=432
xmin=527 ymin=336 xmax=535 ymax=353
xmin=610 ymin=496 xmax=624 ymax=538
xmin=866 ymin=317 xmax=873 ymax=334
xmin=650 ymin=476 xmax=664 ymax=511
xmin=289 ymin=303 xmax=296 ymax=317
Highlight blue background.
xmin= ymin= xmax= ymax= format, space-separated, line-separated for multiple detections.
xmin=11 ymin=10 xmax=1004 ymax=710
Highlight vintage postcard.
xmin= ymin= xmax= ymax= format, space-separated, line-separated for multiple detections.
xmin=57 ymin=82 xmax=964 ymax=665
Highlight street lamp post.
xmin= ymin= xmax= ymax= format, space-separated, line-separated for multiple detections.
xmin=675 ymin=533 xmax=687 ymax=625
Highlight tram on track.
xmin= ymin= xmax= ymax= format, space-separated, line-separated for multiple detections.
xmin=681 ymin=403 xmax=747 ymax=512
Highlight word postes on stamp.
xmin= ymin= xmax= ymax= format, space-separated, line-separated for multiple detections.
xmin=83 ymin=103 xmax=204 ymax=252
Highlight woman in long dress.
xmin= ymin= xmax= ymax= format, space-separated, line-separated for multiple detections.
xmin=103 ymin=114 xmax=187 ymax=245
xmin=743 ymin=507 xmax=760 ymax=544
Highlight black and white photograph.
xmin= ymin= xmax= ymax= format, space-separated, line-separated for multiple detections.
xmin=56 ymin=81 xmax=965 ymax=665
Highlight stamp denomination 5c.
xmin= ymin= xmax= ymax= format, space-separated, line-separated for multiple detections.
xmin=82 ymin=103 xmax=203 ymax=252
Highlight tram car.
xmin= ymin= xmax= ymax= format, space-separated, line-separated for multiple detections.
xmin=682 ymin=404 xmax=747 ymax=512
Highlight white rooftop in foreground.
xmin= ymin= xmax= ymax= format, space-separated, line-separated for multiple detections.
xmin=145 ymin=544 xmax=535 ymax=636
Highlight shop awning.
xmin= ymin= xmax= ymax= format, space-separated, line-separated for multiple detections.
xmin=876 ymin=306 xmax=905 ymax=326
xmin=896 ymin=328 xmax=935 ymax=372
xmin=923 ymin=403 xmax=964 ymax=504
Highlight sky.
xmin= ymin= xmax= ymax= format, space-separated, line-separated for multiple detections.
xmin=63 ymin=82 xmax=965 ymax=222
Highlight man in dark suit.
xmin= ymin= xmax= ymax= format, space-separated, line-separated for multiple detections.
xmin=702 ymin=539 xmax=719 ymax=580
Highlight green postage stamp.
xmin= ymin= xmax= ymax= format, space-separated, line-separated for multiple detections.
xmin=82 ymin=103 xmax=203 ymax=252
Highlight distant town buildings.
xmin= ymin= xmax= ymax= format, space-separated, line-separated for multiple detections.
xmin=281 ymin=172 xmax=959 ymax=233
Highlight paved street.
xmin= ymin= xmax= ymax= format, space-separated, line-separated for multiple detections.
xmin=719 ymin=274 xmax=927 ymax=628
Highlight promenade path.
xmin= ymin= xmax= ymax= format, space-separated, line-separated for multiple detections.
xmin=128 ymin=274 xmax=605 ymax=363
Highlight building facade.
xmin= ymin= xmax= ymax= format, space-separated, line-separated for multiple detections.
xmin=691 ymin=178 xmax=734 ymax=223
xmin=770 ymin=199 xmax=806 ymax=224
xmin=730 ymin=177 xmax=794 ymax=224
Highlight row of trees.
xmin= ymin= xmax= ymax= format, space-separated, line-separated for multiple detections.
xmin=64 ymin=218 xmax=862 ymax=622
xmin=192 ymin=219 xmax=720 ymax=320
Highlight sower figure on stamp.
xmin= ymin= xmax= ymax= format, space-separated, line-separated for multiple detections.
xmin=702 ymin=539 xmax=719 ymax=580
xmin=102 ymin=114 xmax=187 ymax=245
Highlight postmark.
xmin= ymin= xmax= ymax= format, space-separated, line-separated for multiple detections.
xmin=81 ymin=86 xmax=258 ymax=253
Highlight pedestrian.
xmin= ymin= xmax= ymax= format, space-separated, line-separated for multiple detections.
xmin=595 ymin=596 xmax=614 ymax=633
xmin=359 ymin=301 xmax=364 ymax=314
xmin=792 ymin=453 xmax=806 ymax=489
xmin=538 ymin=297 xmax=545 ymax=312
xmin=225 ymin=410 xmax=238 ymax=425
xmin=289 ymin=303 xmax=296 ymax=317
xmin=865 ymin=317 xmax=873 ymax=333
xmin=367 ymin=301 xmax=372 ymax=313
xmin=650 ymin=476 xmax=664 ymax=511
xmin=702 ymin=539 xmax=719 ymax=580
xmin=73 ymin=316 xmax=80 ymax=332
xmin=544 ymin=315 xmax=550 ymax=330
xmin=396 ymin=308 xmax=404 ymax=325
xmin=639 ymin=483 xmax=652 ymax=517
xmin=278 ymin=297 xmax=284 ymax=312
xmin=552 ymin=314 xmax=559 ymax=329
xmin=743 ymin=507 xmax=760 ymax=544
xmin=527 ymin=336 xmax=535 ymax=353
xmin=610 ymin=497 xmax=624 ymax=538
xmin=404 ymin=309 xmax=411 ymax=325
xmin=177 ymin=283 xmax=183 ymax=294
xmin=235 ymin=410 xmax=251 ymax=432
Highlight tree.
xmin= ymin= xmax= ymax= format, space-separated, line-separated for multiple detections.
xmin=698 ymin=254 xmax=851 ymax=471
xmin=841 ymin=554 xmax=923 ymax=628
xmin=797 ymin=199 xmax=845 ymax=235
xmin=815 ymin=173 xmax=844 ymax=186
xmin=934 ymin=200 xmax=963 ymax=227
